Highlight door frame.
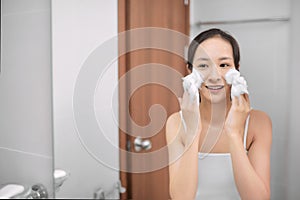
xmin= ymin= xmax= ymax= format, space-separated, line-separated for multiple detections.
xmin=118 ymin=1 xmax=190 ymax=199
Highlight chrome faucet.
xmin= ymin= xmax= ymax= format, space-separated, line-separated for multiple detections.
xmin=26 ymin=184 xmax=48 ymax=199
xmin=0 ymin=183 xmax=48 ymax=199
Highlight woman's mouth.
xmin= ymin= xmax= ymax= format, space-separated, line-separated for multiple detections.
xmin=205 ymin=85 xmax=225 ymax=93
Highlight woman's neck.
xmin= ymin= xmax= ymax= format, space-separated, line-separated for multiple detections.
xmin=200 ymin=98 xmax=231 ymax=126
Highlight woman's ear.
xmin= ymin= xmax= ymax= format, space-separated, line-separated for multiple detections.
xmin=186 ymin=64 xmax=192 ymax=74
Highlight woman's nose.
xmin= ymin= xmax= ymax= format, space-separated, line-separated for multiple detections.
xmin=207 ymin=66 xmax=222 ymax=83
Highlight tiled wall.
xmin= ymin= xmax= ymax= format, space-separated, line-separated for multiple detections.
xmin=0 ymin=0 xmax=54 ymax=197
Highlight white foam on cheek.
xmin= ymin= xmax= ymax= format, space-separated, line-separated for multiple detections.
xmin=182 ymin=69 xmax=204 ymax=102
xmin=225 ymin=69 xmax=249 ymax=98
xmin=225 ymin=68 xmax=240 ymax=84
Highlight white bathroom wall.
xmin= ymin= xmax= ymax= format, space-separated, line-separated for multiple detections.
xmin=286 ymin=0 xmax=300 ymax=199
xmin=0 ymin=0 xmax=54 ymax=197
xmin=190 ymin=0 xmax=290 ymax=25
xmin=191 ymin=0 xmax=291 ymax=199
xmin=51 ymin=0 xmax=119 ymax=198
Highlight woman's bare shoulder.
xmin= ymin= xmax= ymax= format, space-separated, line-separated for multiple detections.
xmin=249 ymin=109 xmax=272 ymax=139
xmin=167 ymin=112 xmax=181 ymax=125
xmin=250 ymin=109 xmax=272 ymax=125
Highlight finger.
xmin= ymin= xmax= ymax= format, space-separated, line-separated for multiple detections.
xmin=190 ymin=92 xmax=200 ymax=108
xmin=244 ymin=93 xmax=251 ymax=108
xmin=232 ymin=96 xmax=239 ymax=107
xmin=239 ymin=94 xmax=250 ymax=111
xmin=240 ymin=93 xmax=249 ymax=104
xmin=184 ymin=89 xmax=197 ymax=107
xmin=182 ymin=91 xmax=189 ymax=108
xmin=238 ymin=94 xmax=244 ymax=106
xmin=178 ymin=97 xmax=182 ymax=106
xmin=244 ymin=93 xmax=249 ymax=102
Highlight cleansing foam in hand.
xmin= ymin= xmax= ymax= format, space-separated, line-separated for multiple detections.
xmin=182 ymin=69 xmax=204 ymax=103
xmin=225 ymin=69 xmax=249 ymax=98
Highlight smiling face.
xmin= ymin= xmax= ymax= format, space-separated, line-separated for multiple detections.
xmin=192 ymin=36 xmax=236 ymax=104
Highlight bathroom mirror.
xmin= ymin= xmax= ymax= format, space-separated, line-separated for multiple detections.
xmin=190 ymin=1 xmax=290 ymax=199
xmin=0 ymin=0 xmax=53 ymax=198
xmin=0 ymin=0 xmax=298 ymax=199
xmin=0 ymin=0 xmax=2 ymax=74
xmin=51 ymin=0 xmax=119 ymax=198
xmin=52 ymin=0 xmax=300 ymax=199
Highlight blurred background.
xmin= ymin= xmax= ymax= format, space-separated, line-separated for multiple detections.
xmin=0 ymin=0 xmax=299 ymax=199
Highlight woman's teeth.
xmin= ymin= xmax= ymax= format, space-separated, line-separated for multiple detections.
xmin=206 ymin=85 xmax=224 ymax=90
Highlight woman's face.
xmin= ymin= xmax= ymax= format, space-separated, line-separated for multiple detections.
xmin=192 ymin=36 xmax=236 ymax=104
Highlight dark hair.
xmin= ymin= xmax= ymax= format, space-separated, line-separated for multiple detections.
xmin=187 ymin=28 xmax=240 ymax=71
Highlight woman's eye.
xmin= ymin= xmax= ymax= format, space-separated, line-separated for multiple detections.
xmin=220 ymin=63 xmax=230 ymax=68
xmin=197 ymin=64 xmax=208 ymax=68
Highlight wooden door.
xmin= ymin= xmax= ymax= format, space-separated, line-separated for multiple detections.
xmin=118 ymin=0 xmax=189 ymax=199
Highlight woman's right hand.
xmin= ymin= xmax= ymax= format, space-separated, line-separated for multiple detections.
xmin=167 ymin=89 xmax=202 ymax=200
xmin=178 ymin=89 xmax=202 ymax=147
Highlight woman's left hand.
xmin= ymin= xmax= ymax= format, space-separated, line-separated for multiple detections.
xmin=224 ymin=94 xmax=251 ymax=141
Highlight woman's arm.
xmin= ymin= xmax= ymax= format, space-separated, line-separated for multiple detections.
xmin=226 ymin=96 xmax=272 ymax=200
xmin=166 ymin=112 xmax=200 ymax=200
xmin=230 ymin=110 xmax=271 ymax=200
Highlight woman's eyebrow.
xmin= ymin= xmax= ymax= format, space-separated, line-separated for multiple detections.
xmin=196 ymin=57 xmax=210 ymax=61
xmin=219 ymin=57 xmax=233 ymax=61
xmin=196 ymin=56 xmax=232 ymax=61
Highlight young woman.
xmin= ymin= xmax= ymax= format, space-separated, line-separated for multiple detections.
xmin=166 ymin=28 xmax=272 ymax=200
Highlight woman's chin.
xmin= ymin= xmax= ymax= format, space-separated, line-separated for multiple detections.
xmin=202 ymin=95 xmax=228 ymax=104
